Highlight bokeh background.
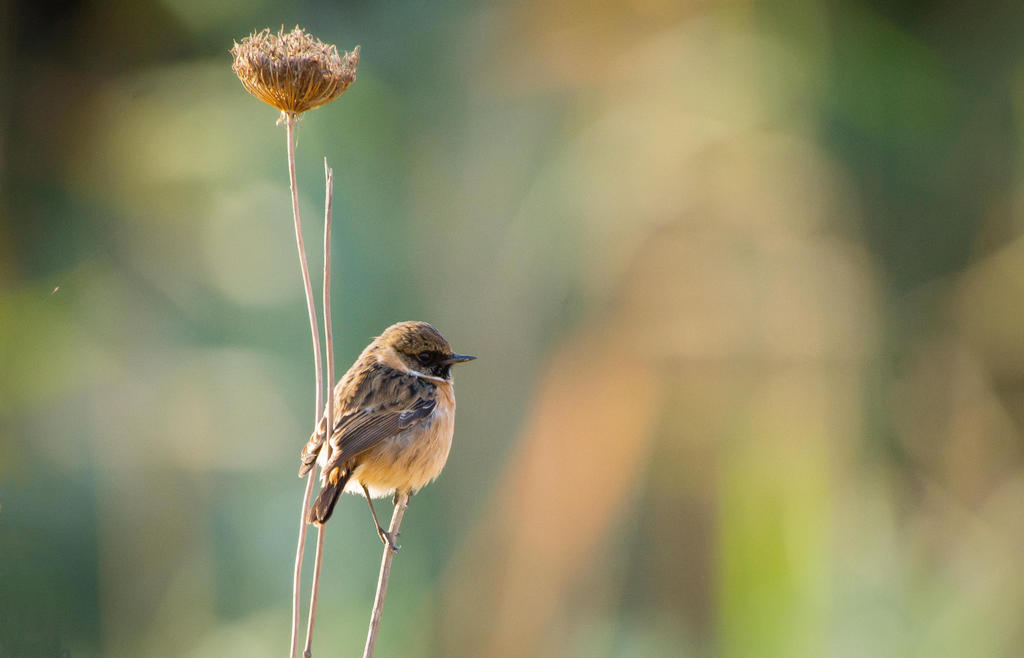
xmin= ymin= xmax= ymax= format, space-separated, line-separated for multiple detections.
xmin=4 ymin=0 xmax=1024 ymax=656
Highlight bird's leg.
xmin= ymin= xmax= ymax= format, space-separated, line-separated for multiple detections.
xmin=362 ymin=483 xmax=400 ymax=552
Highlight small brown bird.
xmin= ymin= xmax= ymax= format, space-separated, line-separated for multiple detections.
xmin=300 ymin=321 xmax=475 ymax=550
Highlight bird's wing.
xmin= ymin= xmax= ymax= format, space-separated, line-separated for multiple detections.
xmin=298 ymin=362 xmax=400 ymax=476
xmin=322 ymin=392 xmax=437 ymax=474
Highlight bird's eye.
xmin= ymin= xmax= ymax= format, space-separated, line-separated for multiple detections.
xmin=417 ymin=351 xmax=431 ymax=364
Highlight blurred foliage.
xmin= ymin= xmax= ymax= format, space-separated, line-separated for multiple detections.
xmin=3 ymin=0 xmax=1024 ymax=656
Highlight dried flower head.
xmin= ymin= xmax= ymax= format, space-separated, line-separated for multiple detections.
xmin=231 ymin=27 xmax=359 ymax=115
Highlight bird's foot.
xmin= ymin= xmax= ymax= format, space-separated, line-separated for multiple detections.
xmin=377 ymin=526 xmax=401 ymax=553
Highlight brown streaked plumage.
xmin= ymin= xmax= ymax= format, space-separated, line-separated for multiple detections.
xmin=301 ymin=321 xmax=475 ymax=550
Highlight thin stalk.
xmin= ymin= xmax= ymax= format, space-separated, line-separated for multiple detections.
xmin=362 ymin=493 xmax=410 ymax=658
xmin=304 ymin=525 xmax=326 ymax=657
xmin=304 ymin=160 xmax=336 ymax=657
xmin=287 ymin=111 xmax=326 ymax=658
xmin=293 ymin=474 xmax=316 ymax=658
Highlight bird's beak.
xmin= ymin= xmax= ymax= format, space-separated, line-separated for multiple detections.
xmin=443 ymin=354 xmax=476 ymax=365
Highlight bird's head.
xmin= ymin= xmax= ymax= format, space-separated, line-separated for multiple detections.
xmin=376 ymin=321 xmax=475 ymax=381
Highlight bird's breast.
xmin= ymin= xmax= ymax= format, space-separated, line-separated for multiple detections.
xmin=350 ymin=386 xmax=457 ymax=498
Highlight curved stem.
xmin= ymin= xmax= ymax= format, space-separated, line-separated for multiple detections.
xmin=303 ymin=525 xmax=326 ymax=657
xmin=292 ymin=473 xmax=316 ymax=658
xmin=286 ymin=111 xmax=325 ymax=658
xmin=304 ymin=160 xmax=336 ymax=657
xmin=284 ymin=114 xmax=325 ymax=423
xmin=362 ymin=492 xmax=410 ymax=658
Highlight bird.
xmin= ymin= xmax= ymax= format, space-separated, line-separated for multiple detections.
xmin=300 ymin=321 xmax=475 ymax=551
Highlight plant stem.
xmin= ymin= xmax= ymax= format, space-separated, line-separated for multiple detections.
xmin=304 ymin=160 xmax=336 ymax=657
xmin=286 ymin=111 xmax=325 ymax=658
xmin=304 ymin=525 xmax=326 ymax=657
xmin=293 ymin=474 xmax=316 ymax=658
xmin=362 ymin=493 xmax=410 ymax=658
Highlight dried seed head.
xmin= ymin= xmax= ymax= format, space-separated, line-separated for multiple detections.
xmin=231 ymin=27 xmax=359 ymax=115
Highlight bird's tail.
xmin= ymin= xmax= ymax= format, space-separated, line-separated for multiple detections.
xmin=308 ymin=468 xmax=352 ymax=525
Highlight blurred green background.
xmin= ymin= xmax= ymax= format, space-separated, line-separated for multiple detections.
xmin=4 ymin=0 xmax=1024 ymax=656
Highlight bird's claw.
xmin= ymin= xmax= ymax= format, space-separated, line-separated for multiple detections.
xmin=377 ymin=527 xmax=401 ymax=553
